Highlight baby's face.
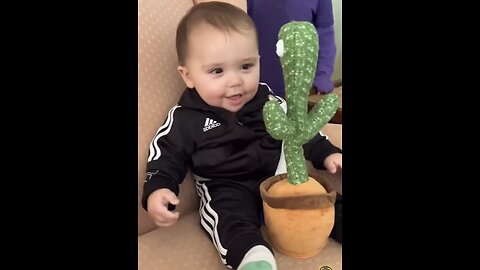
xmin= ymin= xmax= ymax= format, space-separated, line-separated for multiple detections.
xmin=178 ymin=23 xmax=260 ymax=113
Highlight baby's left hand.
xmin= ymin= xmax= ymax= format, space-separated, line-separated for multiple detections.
xmin=324 ymin=153 xmax=342 ymax=174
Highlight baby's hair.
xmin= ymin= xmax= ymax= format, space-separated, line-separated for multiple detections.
xmin=176 ymin=1 xmax=257 ymax=65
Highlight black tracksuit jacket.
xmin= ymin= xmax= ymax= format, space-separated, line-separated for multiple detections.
xmin=142 ymin=83 xmax=341 ymax=210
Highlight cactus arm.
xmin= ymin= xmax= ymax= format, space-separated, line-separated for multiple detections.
xmin=263 ymin=100 xmax=296 ymax=140
xmin=304 ymin=93 xmax=339 ymax=143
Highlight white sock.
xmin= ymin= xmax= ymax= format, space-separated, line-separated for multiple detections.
xmin=237 ymin=245 xmax=277 ymax=270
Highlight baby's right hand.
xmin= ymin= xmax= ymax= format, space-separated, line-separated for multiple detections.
xmin=147 ymin=188 xmax=180 ymax=227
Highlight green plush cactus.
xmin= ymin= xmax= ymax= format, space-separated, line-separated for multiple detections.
xmin=263 ymin=21 xmax=339 ymax=185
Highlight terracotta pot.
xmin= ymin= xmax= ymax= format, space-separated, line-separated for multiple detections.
xmin=259 ymin=172 xmax=336 ymax=258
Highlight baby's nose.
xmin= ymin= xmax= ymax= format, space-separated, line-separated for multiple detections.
xmin=227 ymin=72 xmax=242 ymax=87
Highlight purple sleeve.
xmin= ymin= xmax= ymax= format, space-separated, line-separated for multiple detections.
xmin=247 ymin=0 xmax=253 ymax=14
xmin=314 ymin=0 xmax=336 ymax=93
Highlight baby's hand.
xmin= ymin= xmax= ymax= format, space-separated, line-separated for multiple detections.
xmin=324 ymin=153 xmax=342 ymax=174
xmin=147 ymin=188 xmax=180 ymax=227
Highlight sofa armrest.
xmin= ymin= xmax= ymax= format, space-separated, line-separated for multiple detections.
xmin=320 ymin=123 xmax=342 ymax=149
xmin=138 ymin=0 xmax=194 ymax=236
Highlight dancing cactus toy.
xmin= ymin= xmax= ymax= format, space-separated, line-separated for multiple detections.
xmin=263 ymin=21 xmax=339 ymax=185
xmin=259 ymin=21 xmax=339 ymax=258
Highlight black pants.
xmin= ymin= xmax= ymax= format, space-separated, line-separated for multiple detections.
xmin=195 ymin=179 xmax=342 ymax=269
xmin=195 ymin=178 xmax=271 ymax=269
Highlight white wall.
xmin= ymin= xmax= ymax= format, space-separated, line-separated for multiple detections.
xmin=332 ymin=0 xmax=342 ymax=81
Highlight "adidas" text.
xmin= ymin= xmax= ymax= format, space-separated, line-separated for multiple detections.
xmin=203 ymin=122 xmax=221 ymax=132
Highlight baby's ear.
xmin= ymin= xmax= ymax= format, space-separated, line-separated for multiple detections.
xmin=177 ymin=66 xmax=194 ymax=88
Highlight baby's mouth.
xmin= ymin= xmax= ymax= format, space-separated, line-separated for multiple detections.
xmin=227 ymin=94 xmax=242 ymax=100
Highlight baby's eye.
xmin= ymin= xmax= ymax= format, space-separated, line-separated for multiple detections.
xmin=276 ymin=39 xmax=284 ymax=57
xmin=209 ymin=68 xmax=223 ymax=74
xmin=241 ymin=63 xmax=254 ymax=70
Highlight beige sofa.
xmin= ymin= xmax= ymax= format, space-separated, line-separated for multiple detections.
xmin=138 ymin=0 xmax=342 ymax=269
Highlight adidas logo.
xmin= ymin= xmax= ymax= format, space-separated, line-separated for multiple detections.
xmin=203 ymin=117 xmax=221 ymax=132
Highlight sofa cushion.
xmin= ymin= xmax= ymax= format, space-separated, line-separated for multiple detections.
xmin=138 ymin=211 xmax=342 ymax=269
